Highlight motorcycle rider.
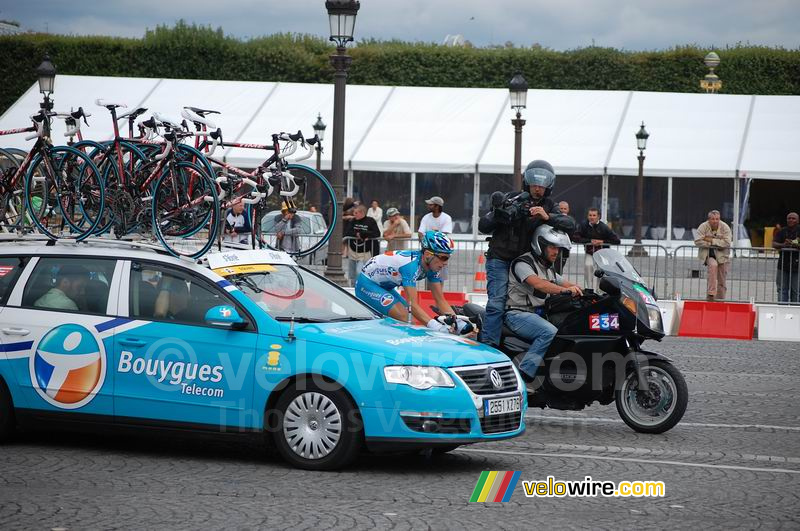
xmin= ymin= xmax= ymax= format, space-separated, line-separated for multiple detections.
xmin=505 ymin=225 xmax=583 ymax=387
xmin=477 ymin=159 xmax=565 ymax=348
xmin=355 ymin=230 xmax=470 ymax=334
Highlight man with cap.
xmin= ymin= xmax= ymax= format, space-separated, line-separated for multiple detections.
xmin=382 ymin=207 xmax=412 ymax=251
xmin=274 ymin=203 xmax=302 ymax=254
xmin=417 ymin=196 xmax=453 ymax=236
xmin=35 ymin=263 xmax=89 ymax=311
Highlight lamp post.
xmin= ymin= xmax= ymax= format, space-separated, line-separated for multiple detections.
xmin=509 ymin=73 xmax=528 ymax=190
xmin=323 ymin=0 xmax=359 ymax=285
xmin=35 ymin=55 xmax=56 ymax=111
xmin=700 ymin=51 xmax=722 ymax=94
xmin=313 ymin=113 xmax=326 ymax=172
xmin=629 ymin=122 xmax=650 ymax=257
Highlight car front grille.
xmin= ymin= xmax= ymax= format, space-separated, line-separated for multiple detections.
xmin=452 ymin=363 xmax=519 ymax=395
xmin=480 ymin=411 xmax=522 ymax=434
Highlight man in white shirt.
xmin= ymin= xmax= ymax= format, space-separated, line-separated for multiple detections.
xmin=417 ymin=196 xmax=453 ymax=236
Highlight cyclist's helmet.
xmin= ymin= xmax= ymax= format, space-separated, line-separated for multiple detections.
xmin=531 ymin=224 xmax=572 ymax=262
xmin=523 ymin=159 xmax=556 ymax=194
xmin=421 ymin=230 xmax=455 ymax=255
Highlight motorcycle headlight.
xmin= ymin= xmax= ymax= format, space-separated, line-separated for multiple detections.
xmin=384 ymin=366 xmax=455 ymax=390
xmin=647 ymin=305 xmax=663 ymax=332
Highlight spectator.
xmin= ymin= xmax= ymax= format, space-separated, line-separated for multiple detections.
xmin=309 ymin=205 xmax=318 ymax=213
xmin=773 ymin=212 xmax=800 ymax=303
xmin=367 ymin=199 xmax=383 ymax=227
xmin=417 ymin=196 xmax=453 ymax=236
xmin=274 ymin=205 xmax=302 ymax=254
xmin=694 ymin=210 xmax=732 ymax=301
xmin=382 ymin=207 xmax=412 ymax=251
xmin=558 ymin=201 xmax=570 ymax=215
xmin=34 ymin=264 xmax=88 ymax=311
xmin=224 ymin=202 xmax=252 ymax=244
xmin=574 ymin=208 xmax=620 ymax=289
xmin=345 ymin=205 xmax=381 ymax=285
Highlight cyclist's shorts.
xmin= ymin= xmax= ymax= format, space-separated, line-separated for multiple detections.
xmin=355 ymin=274 xmax=409 ymax=316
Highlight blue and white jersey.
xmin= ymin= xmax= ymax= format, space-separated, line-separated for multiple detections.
xmin=360 ymin=250 xmax=447 ymax=290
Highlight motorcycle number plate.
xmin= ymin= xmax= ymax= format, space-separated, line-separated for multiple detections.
xmin=485 ymin=395 xmax=521 ymax=416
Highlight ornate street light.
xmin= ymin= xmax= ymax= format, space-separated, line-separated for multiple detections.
xmin=700 ymin=51 xmax=722 ymax=94
xmin=630 ymin=122 xmax=650 ymax=257
xmin=324 ymin=0 xmax=359 ymax=285
xmin=509 ymin=72 xmax=528 ymax=190
xmin=35 ymin=55 xmax=56 ymax=110
xmin=313 ymin=113 xmax=326 ymax=171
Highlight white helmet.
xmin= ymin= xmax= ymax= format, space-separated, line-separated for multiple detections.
xmin=531 ymin=224 xmax=572 ymax=261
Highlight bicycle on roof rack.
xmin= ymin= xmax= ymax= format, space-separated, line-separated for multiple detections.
xmin=182 ymin=107 xmax=336 ymax=259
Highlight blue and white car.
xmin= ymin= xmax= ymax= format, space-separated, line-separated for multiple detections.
xmin=0 ymin=240 xmax=526 ymax=469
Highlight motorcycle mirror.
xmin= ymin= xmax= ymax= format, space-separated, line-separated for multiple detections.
xmin=599 ymin=276 xmax=621 ymax=296
xmin=594 ymin=269 xmax=605 ymax=278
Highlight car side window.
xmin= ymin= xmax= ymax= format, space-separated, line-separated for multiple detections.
xmin=0 ymin=257 xmax=28 ymax=305
xmin=129 ymin=261 xmax=252 ymax=330
xmin=21 ymin=257 xmax=116 ymax=314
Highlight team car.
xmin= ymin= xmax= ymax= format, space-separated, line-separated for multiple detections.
xmin=0 ymin=239 xmax=526 ymax=470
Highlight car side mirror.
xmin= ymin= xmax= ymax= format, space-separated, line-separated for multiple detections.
xmin=599 ymin=277 xmax=621 ymax=296
xmin=205 ymin=305 xmax=247 ymax=330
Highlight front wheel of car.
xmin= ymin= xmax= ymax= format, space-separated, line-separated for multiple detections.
xmin=272 ymin=382 xmax=363 ymax=470
xmin=0 ymin=379 xmax=15 ymax=443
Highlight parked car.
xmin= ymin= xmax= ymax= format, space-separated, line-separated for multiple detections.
xmin=259 ymin=210 xmax=328 ymax=265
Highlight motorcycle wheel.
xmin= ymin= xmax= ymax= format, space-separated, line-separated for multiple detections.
xmin=615 ymin=359 xmax=688 ymax=434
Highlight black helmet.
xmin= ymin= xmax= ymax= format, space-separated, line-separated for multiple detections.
xmin=523 ymin=159 xmax=556 ymax=194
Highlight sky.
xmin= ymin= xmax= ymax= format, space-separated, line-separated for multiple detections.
xmin=1 ymin=0 xmax=798 ymax=50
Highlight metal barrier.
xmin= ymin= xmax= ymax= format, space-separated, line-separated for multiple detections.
xmin=332 ymin=236 xmax=800 ymax=305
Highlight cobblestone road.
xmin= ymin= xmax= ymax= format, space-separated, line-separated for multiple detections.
xmin=1 ymin=337 xmax=799 ymax=530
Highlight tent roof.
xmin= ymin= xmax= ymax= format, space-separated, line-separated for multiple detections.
xmin=0 ymin=75 xmax=797 ymax=180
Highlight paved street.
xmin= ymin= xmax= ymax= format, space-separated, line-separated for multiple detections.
xmin=1 ymin=337 xmax=799 ymax=530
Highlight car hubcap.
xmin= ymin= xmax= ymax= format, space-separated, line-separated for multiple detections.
xmin=283 ymin=392 xmax=342 ymax=460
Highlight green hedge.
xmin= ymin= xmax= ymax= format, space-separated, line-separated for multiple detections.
xmin=2 ymin=23 xmax=799 ymax=115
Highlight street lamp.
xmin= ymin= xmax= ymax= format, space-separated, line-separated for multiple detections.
xmin=313 ymin=113 xmax=326 ymax=171
xmin=629 ymin=121 xmax=650 ymax=257
xmin=509 ymin=73 xmax=528 ymax=190
xmin=700 ymin=51 xmax=722 ymax=94
xmin=35 ymin=55 xmax=56 ymax=111
xmin=324 ymin=0 xmax=359 ymax=285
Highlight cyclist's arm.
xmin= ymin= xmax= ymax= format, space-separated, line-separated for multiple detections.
xmin=402 ymin=285 xmax=436 ymax=324
xmin=430 ymin=281 xmax=454 ymax=315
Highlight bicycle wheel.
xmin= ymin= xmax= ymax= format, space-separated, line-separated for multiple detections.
xmin=0 ymin=147 xmax=24 ymax=231
xmin=151 ymin=160 xmax=219 ymax=258
xmin=24 ymin=146 xmax=105 ymax=241
xmin=252 ymin=164 xmax=336 ymax=258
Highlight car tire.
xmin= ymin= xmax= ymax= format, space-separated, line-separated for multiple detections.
xmin=272 ymin=381 xmax=363 ymax=470
xmin=0 ymin=379 xmax=15 ymax=443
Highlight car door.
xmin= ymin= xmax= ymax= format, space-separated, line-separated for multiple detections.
xmin=113 ymin=260 xmax=259 ymax=430
xmin=0 ymin=255 xmax=122 ymax=418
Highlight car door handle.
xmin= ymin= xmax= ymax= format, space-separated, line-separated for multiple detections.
xmin=118 ymin=338 xmax=147 ymax=347
xmin=2 ymin=327 xmax=30 ymax=336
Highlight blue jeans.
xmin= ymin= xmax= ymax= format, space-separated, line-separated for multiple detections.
xmin=504 ymin=310 xmax=558 ymax=379
xmin=777 ymin=267 xmax=800 ymax=303
xmin=480 ymin=257 xmax=509 ymax=346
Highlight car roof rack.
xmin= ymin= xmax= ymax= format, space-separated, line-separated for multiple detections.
xmin=0 ymin=233 xmax=178 ymax=257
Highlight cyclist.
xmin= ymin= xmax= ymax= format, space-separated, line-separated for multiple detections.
xmin=356 ymin=230 xmax=468 ymax=334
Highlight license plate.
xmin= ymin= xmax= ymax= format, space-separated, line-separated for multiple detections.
xmin=484 ymin=395 xmax=521 ymax=416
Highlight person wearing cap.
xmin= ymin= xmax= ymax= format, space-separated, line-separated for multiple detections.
xmin=382 ymin=207 xmax=412 ymax=251
xmin=417 ymin=196 xmax=453 ymax=236
xmin=274 ymin=204 xmax=301 ymax=254
xmin=34 ymin=263 xmax=88 ymax=311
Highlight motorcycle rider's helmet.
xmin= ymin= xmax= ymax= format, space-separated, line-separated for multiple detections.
xmin=531 ymin=224 xmax=572 ymax=265
xmin=523 ymin=159 xmax=556 ymax=196
xmin=421 ymin=230 xmax=455 ymax=255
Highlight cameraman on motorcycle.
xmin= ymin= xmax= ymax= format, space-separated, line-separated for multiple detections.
xmin=505 ymin=225 xmax=582 ymax=387
xmin=477 ymin=159 xmax=568 ymax=348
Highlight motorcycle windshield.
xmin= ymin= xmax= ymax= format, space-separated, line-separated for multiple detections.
xmin=592 ymin=248 xmax=644 ymax=284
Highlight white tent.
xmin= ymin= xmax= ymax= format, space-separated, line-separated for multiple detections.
xmin=1 ymin=74 xmax=798 ymax=180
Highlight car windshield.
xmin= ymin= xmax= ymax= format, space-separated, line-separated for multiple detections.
xmin=592 ymin=249 xmax=644 ymax=283
xmin=226 ymin=264 xmax=377 ymax=321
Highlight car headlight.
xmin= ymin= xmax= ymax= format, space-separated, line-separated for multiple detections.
xmin=384 ymin=366 xmax=455 ymax=390
xmin=647 ymin=305 xmax=663 ymax=332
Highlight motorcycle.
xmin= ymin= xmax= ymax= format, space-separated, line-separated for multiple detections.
xmin=459 ymin=248 xmax=688 ymax=434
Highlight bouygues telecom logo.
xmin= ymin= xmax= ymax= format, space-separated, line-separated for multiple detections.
xmin=469 ymin=471 xmax=521 ymax=503
xmin=30 ymin=324 xmax=105 ymax=409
